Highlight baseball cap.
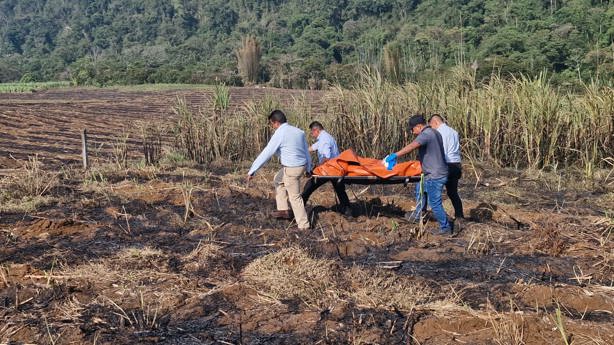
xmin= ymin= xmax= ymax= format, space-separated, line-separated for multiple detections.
xmin=408 ymin=114 xmax=426 ymax=130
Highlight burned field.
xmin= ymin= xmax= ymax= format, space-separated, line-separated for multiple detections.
xmin=0 ymin=88 xmax=613 ymax=344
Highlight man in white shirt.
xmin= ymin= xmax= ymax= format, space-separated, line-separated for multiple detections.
xmin=247 ymin=110 xmax=312 ymax=229
xmin=428 ymin=114 xmax=464 ymax=220
xmin=301 ymin=121 xmax=351 ymax=215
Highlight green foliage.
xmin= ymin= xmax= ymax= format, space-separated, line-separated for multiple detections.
xmin=212 ymin=82 xmax=231 ymax=111
xmin=0 ymin=0 xmax=612 ymax=86
xmin=0 ymin=81 xmax=71 ymax=93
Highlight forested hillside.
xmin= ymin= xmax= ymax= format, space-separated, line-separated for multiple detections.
xmin=0 ymin=0 xmax=612 ymax=87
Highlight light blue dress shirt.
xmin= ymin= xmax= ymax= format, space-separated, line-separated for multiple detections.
xmin=248 ymin=123 xmax=312 ymax=175
xmin=310 ymin=130 xmax=340 ymax=164
xmin=435 ymin=123 xmax=461 ymax=163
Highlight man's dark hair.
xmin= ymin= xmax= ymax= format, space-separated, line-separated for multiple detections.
xmin=408 ymin=114 xmax=426 ymax=130
xmin=309 ymin=121 xmax=324 ymax=130
xmin=428 ymin=114 xmax=445 ymax=123
xmin=268 ymin=110 xmax=287 ymax=123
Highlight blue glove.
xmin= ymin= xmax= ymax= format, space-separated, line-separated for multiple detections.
xmin=385 ymin=153 xmax=397 ymax=162
xmin=383 ymin=153 xmax=397 ymax=170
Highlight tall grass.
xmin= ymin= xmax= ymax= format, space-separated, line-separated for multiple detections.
xmin=212 ymin=82 xmax=231 ymax=111
xmin=324 ymin=68 xmax=613 ymax=174
xmin=171 ymin=67 xmax=612 ymax=177
xmin=172 ymin=94 xmax=271 ymax=164
xmin=171 ymin=92 xmax=314 ymax=165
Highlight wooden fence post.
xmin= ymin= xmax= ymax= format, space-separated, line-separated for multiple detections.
xmin=81 ymin=129 xmax=89 ymax=170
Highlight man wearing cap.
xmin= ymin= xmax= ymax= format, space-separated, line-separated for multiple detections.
xmin=247 ymin=110 xmax=312 ymax=230
xmin=301 ymin=121 xmax=351 ymax=215
xmin=429 ymin=114 xmax=464 ymax=221
xmin=383 ymin=114 xmax=452 ymax=235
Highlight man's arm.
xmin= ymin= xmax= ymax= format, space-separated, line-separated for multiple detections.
xmin=309 ymin=142 xmax=318 ymax=153
xmin=247 ymin=131 xmax=282 ymax=176
xmin=395 ymin=140 xmax=421 ymax=158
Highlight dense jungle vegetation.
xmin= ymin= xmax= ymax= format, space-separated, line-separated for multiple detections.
xmin=1 ymin=0 xmax=612 ymax=87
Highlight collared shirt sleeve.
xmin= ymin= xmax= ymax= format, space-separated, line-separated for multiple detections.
xmin=320 ymin=141 xmax=334 ymax=160
xmin=248 ymin=129 xmax=282 ymax=175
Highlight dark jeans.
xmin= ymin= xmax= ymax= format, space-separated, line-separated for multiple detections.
xmin=411 ymin=176 xmax=451 ymax=231
xmin=421 ymin=163 xmax=464 ymax=219
xmin=302 ymin=177 xmax=351 ymax=207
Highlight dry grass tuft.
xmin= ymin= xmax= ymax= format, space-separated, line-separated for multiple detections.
xmin=242 ymin=247 xmax=460 ymax=314
xmin=0 ymin=156 xmax=59 ymax=212
xmin=118 ymin=246 xmax=164 ymax=260
xmin=58 ymin=262 xmax=122 ymax=282
xmin=184 ymin=242 xmax=223 ymax=261
xmin=54 ymin=296 xmax=85 ymax=323
xmin=465 ymin=228 xmax=497 ymax=256
xmin=344 ymin=266 xmax=431 ymax=312
xmin=182 ymin=242 xmax=229 ymax=273
xmin=0 ymin=194 xmax=54 ymax=213
xmin=488 ymin=312 xmax=526 ymax=345
xmin=242 ymin=247 xmax=341 ymax=306
xmin=1 ymin=155 xmax=59 ymax=201
xmin=111 ymin=131 xmax=130 ymax=169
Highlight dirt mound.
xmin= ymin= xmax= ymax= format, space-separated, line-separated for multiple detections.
xmin=14 ymin=218 xmax=97 ymax=240
xmin=514 ymin=284 xmax=614 ymax=315
xmin=0 ymin=263 xmax=44 ymax=288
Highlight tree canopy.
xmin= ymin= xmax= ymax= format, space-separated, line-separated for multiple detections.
xmin=0 ymin=0 xmax=612 ymax=87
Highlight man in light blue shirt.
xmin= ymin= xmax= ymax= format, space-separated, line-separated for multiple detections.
xmin=429 ymin=114 xmax=464 ymax=220
xmin=247 ymin=110 xmax=312 ymax=229
xmin=301 ymin=121 xmax=351 ymax=215
xmin=309 ymin=123 xmax=340 ymax=162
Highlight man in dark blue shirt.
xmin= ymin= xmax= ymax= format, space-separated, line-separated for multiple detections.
xmin=384 ymin=114 xmax=452 ymax=235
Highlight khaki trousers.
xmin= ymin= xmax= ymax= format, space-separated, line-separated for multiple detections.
xmin=274 ymin=166 xmax=309 ymax=229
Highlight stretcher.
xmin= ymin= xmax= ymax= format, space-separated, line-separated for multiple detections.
xmin=308 ymin=175 xmax=421 ymax=185
xmin=302 ymin=149 xmax=423 ymax=203
xmin=302 ymin=175 xmax=420 ymax=202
